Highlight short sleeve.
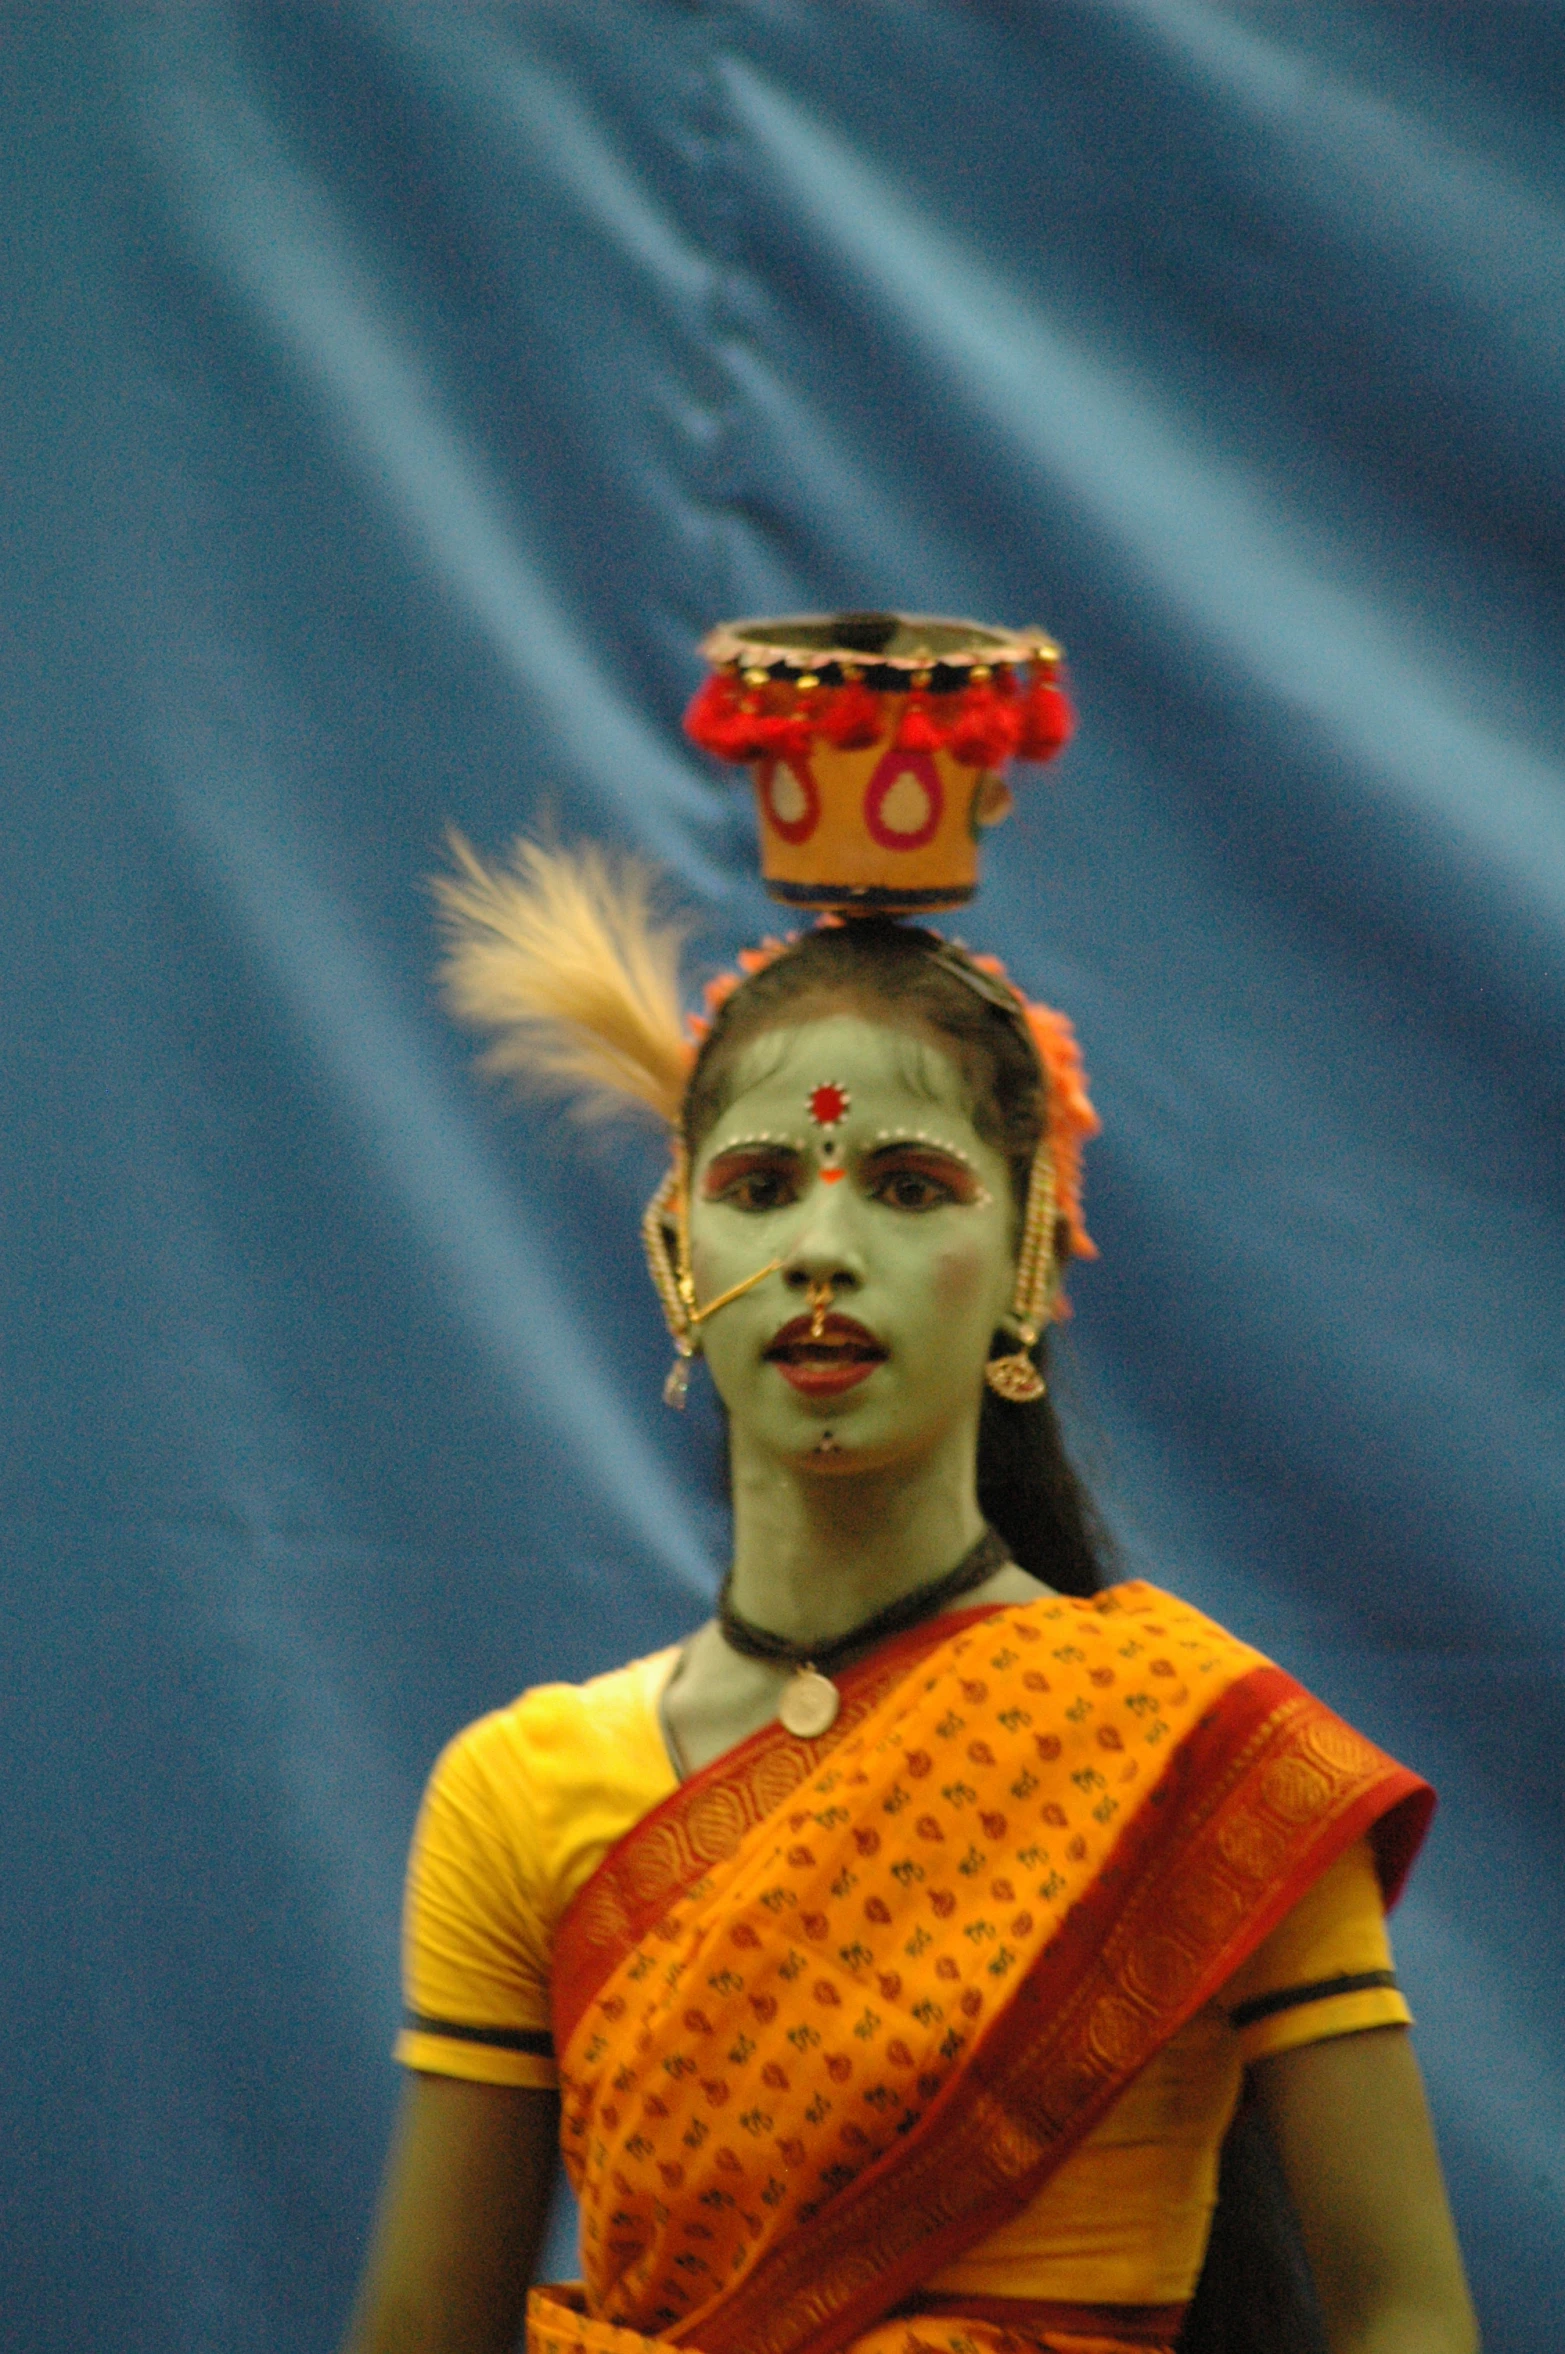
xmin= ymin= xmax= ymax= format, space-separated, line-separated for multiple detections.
xmin=394 ymin=1713 xmax=559 ymax=2090
xmin=1223 ymin=1836 xmax=1413 ymax=2066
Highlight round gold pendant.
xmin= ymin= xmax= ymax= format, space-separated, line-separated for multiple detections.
xmin=779 ymin=1666 xmax=840 ymax=1739
xmin=983 ymin=1350 xmax=1047 ymax=1403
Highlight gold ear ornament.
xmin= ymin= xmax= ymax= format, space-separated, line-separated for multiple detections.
xmin=641 ymin=1145 xmax=785 ymax=1406
xmin=983 ymin=1136 xmax=1058 ymax=1404
xmin=641 ymin=1154 xmax=699 ymax=1405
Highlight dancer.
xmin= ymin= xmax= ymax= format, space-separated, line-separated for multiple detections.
xmin=342 ymin=616 xmax=1477 ymax=2354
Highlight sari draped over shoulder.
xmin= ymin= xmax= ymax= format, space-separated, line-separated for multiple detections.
xmin=529 ymin=1585 xmax=1431 ymax=2354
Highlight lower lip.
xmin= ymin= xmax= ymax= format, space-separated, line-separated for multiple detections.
xmin=772 ymin=1356 xmax=883 ymax=1397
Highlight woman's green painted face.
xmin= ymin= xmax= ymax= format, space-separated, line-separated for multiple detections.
xmin=688 ymin=1014 xmax=1019 ymax=1468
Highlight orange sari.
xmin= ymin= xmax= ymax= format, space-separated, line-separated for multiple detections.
xmin=529 ymin=1584 xmax=1430 ymax=2354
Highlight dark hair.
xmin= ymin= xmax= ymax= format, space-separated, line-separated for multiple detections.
xmin=1178 ymin=2102 xmax=1330 ymax=2354
xmin=688 ymin=919 xmax=1316 ymax=2353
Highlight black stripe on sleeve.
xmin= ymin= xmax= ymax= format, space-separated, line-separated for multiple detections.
xmin=1229 ymin=1969 xmax=1399 ymax=2031
xmin=402 ymin=2012 xmax=555 ymax=2057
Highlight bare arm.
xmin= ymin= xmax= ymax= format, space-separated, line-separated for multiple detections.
xmin=340 ymin=2076 xmax=560 ymax=2354
xmin=1252 ymin=2026 xmax=1479 ymax=2354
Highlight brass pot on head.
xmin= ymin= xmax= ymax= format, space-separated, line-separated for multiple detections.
xmin=683 ymin=611 xmax=1074 ymax=915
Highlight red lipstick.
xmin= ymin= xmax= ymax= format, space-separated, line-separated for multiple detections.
xmin=764 ymin=1311 xmax=887 ymax=1398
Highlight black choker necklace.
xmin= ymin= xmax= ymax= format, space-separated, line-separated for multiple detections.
xmin=717 ymin=1526 xmax=1011 ymax=1738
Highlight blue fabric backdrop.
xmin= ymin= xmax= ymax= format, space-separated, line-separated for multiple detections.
xmin=2 ymin=5 xmax=1560 ymax=2348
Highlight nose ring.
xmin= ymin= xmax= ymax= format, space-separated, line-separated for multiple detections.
xmin=808 ymin=1278 xmax=835 ymax=1340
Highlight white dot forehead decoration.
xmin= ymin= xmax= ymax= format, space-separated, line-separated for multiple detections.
xmin=872 ymin=1128 xmax=984 ymax=1172
xmin=708 ymin=1130 xmax=806 ymax=1154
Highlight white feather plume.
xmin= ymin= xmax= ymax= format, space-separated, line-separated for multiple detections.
xmin=433 ymin=833 xmax=691 ymax=1126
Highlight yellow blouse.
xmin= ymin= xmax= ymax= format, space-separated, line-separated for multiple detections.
xmin=397 ymin=1647 xmax=1411 ymax=2306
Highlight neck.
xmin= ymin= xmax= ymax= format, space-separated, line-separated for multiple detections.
xmin=726 ymin=1415 xmax=989 ymax=1646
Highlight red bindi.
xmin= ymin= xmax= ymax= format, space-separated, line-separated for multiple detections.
xmin=808 ymin=1082 xmax=850 ymax=1127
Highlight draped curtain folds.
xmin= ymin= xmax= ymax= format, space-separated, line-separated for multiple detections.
xmin=0 ymin=6 xmax=1559 ymax=2349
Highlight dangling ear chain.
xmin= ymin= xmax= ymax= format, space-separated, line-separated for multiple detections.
xmin=641 ymin=1145 xmax=784 ymax=1406
xmin=983 ymin=1138 xmax=1057 ymax=1403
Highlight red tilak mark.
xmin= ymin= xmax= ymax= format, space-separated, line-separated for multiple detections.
xmin=819 ymin=1168 xmax=847 ymax=1184
xmin=809 ymin=1083 xmax=849 ymax=1127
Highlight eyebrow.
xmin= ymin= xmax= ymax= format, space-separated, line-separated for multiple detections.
xmin=703 ymin=1132 xmax=989 ymax=1186
xmin=866 ymin=1131 xmax=984 ymax=1173
xmin=705 ymin=1134 xmax=805 ymax=1158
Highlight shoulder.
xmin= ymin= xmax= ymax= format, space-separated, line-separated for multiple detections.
xmin=1000 ymin=1579 xmax=1272 ymax=1681
xmin=433 ymin=1645 xmax=680 ymax=1796
xmin=1021 ymin=1585 xmax=1432 ymax=1905
xmin=422 ymin=1645 xmax=683 ymax=1865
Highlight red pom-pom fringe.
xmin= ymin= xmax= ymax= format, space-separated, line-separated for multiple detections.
xmin=948 ymin=681 xmax=1021 ymax=769
xmin=683 ymin=671 xmax=746 ymax=759
xmin=684 ymin=671 xmax=778 ymax=763
xmin=817 ymin=679 xmax=882 ymax=749
xmin=894 ymin=695 xmax=948 ymax=753
xmin=718 ymin=704 xmax=776 ymax=761
xmin=686 ymin=661 xmax=1069 ymax=768
xmin=1015 ymin=675 xmax=1075 ymax=762
xmin=757 ymin=708 xmax=816 ymax=759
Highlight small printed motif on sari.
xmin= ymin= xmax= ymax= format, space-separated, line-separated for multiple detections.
xmin=548 ymin=1585 xmax=1430 ymax=2354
